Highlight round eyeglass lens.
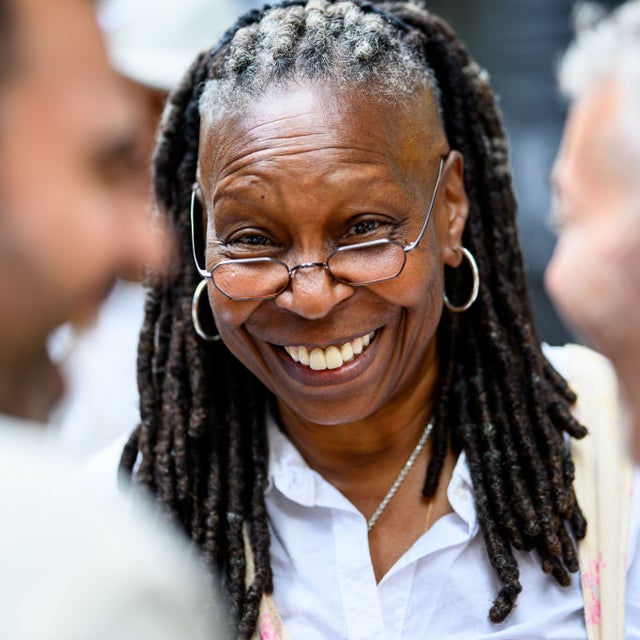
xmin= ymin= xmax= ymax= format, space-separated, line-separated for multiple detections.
xmin=327 ymin=240 xmax=407 ymax=285
xmin=212 ymin=258 xmax=290 ymax=299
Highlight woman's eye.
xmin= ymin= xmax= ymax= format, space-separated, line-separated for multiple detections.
xmin=346 ymin=217 xmax=397 ymax=240
xmin=240 ymin=234 xmax=270 ymax=246
xmin=352 ymin=220 xmax=381 ymax=235
xmin=227 ymin=231 xmax=273 ymax=247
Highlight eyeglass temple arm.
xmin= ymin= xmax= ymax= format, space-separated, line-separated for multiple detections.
xmin=403 ymin=155 xmax=446 ymax=253
xmin=190 ymin=188 xmax=213 ymax=279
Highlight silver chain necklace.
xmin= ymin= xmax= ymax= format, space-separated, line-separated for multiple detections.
xmin=367 ymin=421 xmax=434 ymax=532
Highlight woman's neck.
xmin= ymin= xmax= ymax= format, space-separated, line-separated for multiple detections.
xmin=274 ymin=363 xmax=439 ymax=490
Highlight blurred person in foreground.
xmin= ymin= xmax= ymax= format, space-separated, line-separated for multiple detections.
xmin=546 ymin=0 xmax=640 ymax=462
xmin=109 ymin=1 xmax=639 ymax=638
xmin=53 ymin=0 xmax=244 ymax=454
xmin=0 ymin=0 xmax=225 ymax=637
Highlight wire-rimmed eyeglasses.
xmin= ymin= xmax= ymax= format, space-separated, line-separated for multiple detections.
xmin=191 ymin=155 xmax=447 ymax=301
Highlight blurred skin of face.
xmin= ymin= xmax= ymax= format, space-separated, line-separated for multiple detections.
xmin=0 ymin=0 xmax=166 ymax=420
xmin=117 ymin=74 xmax=167 ymax=200
xmin=197 ymin=83 xmax=468 ymax=431
xmin=545 ymin=79 xmax=640 ymax=461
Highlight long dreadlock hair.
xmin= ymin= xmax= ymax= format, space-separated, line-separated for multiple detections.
xmin=120 ymin=1 xmax=588 ymax=636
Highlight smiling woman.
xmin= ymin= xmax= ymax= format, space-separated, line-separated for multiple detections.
xmin=193 ymin=84 xmax=454 ymax=425
xmin=118 ymin=1 xmax=639 ymax=639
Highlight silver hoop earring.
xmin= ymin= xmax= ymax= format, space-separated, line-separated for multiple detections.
xmin=191 ymin=279 xmax=221 ymax=342
xmin=443 ymin=246 xmax=480 ymax=313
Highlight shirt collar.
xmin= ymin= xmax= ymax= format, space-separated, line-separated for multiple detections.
xmin=266 ymin=411 xmax=478 ymax=533
xmin=266 ymin=413 xmax=350 ymax=510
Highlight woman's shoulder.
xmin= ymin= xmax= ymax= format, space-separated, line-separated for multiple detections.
xmin=544 ymin=343 xmax=619 ymax=429
xmin=554 ymin=343 xmax=619 ymax=431
xmin=543 ymin=342 xmax=623 ymax=466
xmin=542 ymin=342 xmax=615 ymax=383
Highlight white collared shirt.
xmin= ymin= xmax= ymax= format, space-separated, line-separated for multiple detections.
xmin=265 ymin=415 xmax=640 ymax=640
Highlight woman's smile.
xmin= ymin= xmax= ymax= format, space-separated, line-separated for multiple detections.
xmin=269 ymin=326 xmax=382 ymax=389
xmin=283 ymin=330 xmax=376 ymax=370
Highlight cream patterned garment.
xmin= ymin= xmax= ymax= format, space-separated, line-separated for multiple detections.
xmin=568 ymin=344 xmax=633 ymax=640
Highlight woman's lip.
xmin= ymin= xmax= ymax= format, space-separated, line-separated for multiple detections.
xmin=271 ymin=329 xmax=378 ymax=350
xmin=271 ymin=329 xmax=381 ymax=387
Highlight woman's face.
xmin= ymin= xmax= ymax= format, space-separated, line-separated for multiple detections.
xmin=197 ymin=82 xmax=468 ymax=426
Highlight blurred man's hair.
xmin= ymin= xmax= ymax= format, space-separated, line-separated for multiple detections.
xmin=559 ymin=1 xmax=640 ymax=167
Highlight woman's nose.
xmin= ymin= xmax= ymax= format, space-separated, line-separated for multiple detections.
xmin=274 ymin=264 xmax=354 ymax=319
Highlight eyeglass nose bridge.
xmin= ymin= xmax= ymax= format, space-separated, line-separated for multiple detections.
xmin=284 ymin=261 xmax=333 ymax=291
xmin=288 ymin=261 xmax=330 ymax=278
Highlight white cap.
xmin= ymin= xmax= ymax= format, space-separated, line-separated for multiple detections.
xmin=98 ymin=0 xmax=243 ymax=91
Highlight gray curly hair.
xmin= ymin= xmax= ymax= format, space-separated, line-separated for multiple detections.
xmin=199 ymin=0 xmax=441 ymax=122
xmin=559 ymin=1 xmax=640 ymax=169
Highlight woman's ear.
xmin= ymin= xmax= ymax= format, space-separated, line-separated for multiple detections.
xmin=439 ymin=150 xmax=469 ymax=268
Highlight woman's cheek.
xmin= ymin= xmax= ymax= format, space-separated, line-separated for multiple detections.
xmin=371 ymin=253 xmax=444 ymax=310
xmin=210 ymin=292 xmax=260 ymax=329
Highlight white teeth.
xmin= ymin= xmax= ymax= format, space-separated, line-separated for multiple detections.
xmin=284 ymin=331 xmax=375 ymax=370
xmin=298 ymin=346 xmax=310 ymax=366
xmin=340 ymin=342 xmax=354 ymax=363
xmin=325 ymin=346 xmax=342 ymax=370
xmin=285 ymin=346 xmax=300 ymax=362
xmin=310 ymin=348 xmax=326 ymax=371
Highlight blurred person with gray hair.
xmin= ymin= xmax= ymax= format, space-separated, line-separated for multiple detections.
xmin=54 ymin=0 xmax=245 ymax=454
xmin=0 ymin=0 xmax=226 ymax=637
xmin=545 ymin=0 xmax=640 ymax=462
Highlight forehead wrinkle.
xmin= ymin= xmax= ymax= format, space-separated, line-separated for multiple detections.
xmin=246 ymin=105 xmax=396 ymax=143
xmin=203 ymin=121 xmax=403 ymax=199
xmin=217 ymin=117 xmax=393 ymax=159
xmin=211 ymin=153 xmax=413 ymax=212
xmin=199 ymin=106 xmax=400 ymax=186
